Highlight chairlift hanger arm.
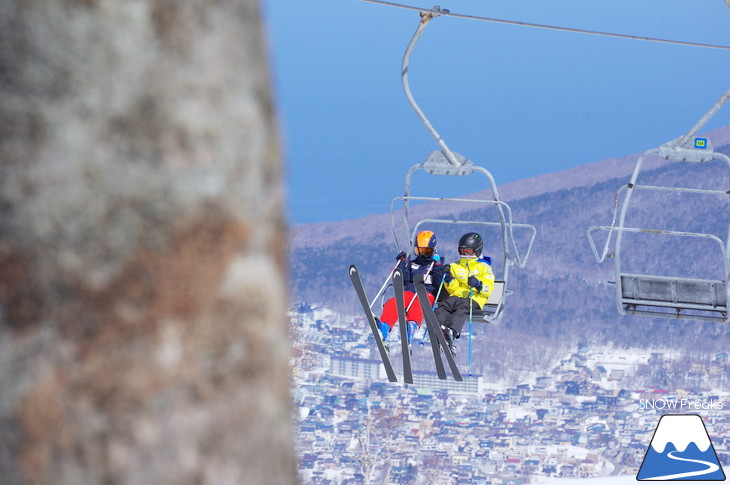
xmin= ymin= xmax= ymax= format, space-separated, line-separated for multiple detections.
xmin=401 ymin=9 xmax=461 ymax=167
xmin=587 ymin=152 xmax=730 ymax=263
xmin=674 ymin=87 xmax=730 ymax=150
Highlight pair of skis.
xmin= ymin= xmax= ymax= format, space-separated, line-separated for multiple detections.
xmin=348 ymin=265 xmax=462 ymax=383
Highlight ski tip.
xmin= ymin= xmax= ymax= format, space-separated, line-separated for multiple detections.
xmin=348 ymin=265 xmax=357 ymax=275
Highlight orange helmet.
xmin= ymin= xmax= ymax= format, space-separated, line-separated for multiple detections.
xmin=414 ymin=230 xmax=437 ymax=257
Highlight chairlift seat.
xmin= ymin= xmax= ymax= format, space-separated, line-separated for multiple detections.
xmin=473 ymin=280 xmax=506 ymax=320
xmin=620 ymin=273 xmax=728 ymax=315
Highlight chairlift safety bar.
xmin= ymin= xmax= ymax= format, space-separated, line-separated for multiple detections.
xmin=587 ymin=151 xmax=730 ymax=266
xmin=587 ymin=224 xmax=728 ymax=271
xmin=393 ymin=205 xmax=537 ymax=270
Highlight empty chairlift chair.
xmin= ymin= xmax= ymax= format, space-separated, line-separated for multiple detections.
xmin=587 ymin=88 xmax=730 ymax=322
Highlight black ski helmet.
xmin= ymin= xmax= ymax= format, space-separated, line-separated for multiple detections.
xmin=458 ymin=232 xmax=483 ymax=259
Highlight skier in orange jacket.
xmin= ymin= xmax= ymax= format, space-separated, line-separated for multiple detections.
xmin=375 ymin=230 xmax=446 ymax=344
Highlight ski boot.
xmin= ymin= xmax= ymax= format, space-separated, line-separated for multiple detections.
xmin=441 ymin=325 xmax=456 ymax=357
xmin=407 ymin=321 xmax=418 ymax=342
xmin=407 ymin=321 xmax=418 ymax=354
xmin=376 ymin=318 xmax=390 ymax=352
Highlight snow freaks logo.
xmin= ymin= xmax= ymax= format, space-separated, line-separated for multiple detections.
xmin=639 ymin=399 xmax=724 ymax=411
xmin=637 ymin=414 xmax=726 ymax=481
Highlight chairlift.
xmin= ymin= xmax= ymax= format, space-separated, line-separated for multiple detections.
xmin=386 ymin=9 xmax=537 ymax=325
xmin=587 ymin=87 xmax=730 ymax=323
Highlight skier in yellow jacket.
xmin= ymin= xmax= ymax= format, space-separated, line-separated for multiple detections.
xmin=436 ymin=232 xmax=495 ymax=355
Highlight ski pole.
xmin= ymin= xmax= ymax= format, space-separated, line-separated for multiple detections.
xmin=468 ymin=289 xmax=473 ymax=377
xmin=370 ymin=259 xmax=403 ymax=312
xmin=405 ymin=261 xmax=435 ymax=313
xmin=432 ymin=271 xmax=447 ymax=308
xmin=421 ymin=272 xmax=447 ymax=347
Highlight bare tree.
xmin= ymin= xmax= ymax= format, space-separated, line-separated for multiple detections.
xmin=353 ymin=403 xmax=392 ymax=484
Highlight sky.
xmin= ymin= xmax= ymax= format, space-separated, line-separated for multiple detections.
xmin=262 ymin=0 xmax=730 ymax=225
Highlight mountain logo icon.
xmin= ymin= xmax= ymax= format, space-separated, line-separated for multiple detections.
xmin=637 ymin=414 xmax=726 ymax=481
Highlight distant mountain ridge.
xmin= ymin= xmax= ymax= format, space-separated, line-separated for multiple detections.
xmin=292 ymin=124 xmax=730 ymax=249
xmin=494 ymin=124 xmax=730 ymax=204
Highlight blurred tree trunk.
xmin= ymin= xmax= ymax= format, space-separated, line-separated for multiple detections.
xmin=0 ymin=1 xmax=296 ymax=484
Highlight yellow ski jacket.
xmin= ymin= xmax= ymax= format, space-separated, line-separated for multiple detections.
xmin=443 ymin=258 xmax=495 ymax=308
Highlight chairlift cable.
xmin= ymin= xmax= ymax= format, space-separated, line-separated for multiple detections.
xmin=359 ymin=0 xmax=730 ymax=51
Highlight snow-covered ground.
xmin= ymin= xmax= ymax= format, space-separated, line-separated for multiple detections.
xmin=291 ymin=305 xmax=730 ymax=484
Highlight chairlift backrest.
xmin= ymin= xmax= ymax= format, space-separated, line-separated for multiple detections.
xmin=484 ymin=281 xmax=506 ymax=308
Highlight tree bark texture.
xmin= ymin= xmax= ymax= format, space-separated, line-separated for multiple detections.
xmin=0 ymin=1 xmax=296 ymax=484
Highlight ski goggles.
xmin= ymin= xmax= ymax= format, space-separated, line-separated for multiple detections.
xmin=415 ymin=247 xmax=435 ymax=256
xmin=458 ymin=247 xmax=477 ymax=256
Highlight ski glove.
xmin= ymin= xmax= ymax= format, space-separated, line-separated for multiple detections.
xmin=468 ymin=276 xmax=483 ymax=292
xmin=443 ymin=271 xmax=454 ymax=284
xmin=395 ymin=251 xmax=407 ymax=261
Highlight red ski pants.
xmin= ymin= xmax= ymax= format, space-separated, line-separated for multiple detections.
xmin=379 ymin=291 xmax=435 ymax=329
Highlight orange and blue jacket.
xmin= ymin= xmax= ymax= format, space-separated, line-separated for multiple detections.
xmin=400 ymin=254 xmax=446 ymax=295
